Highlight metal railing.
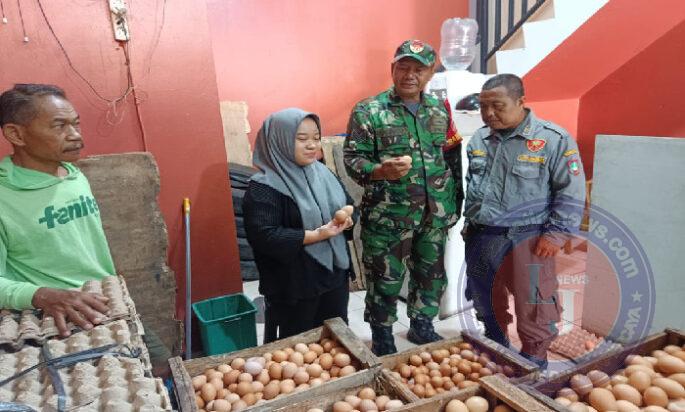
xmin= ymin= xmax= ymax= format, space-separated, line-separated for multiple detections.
xmin=477 ymin=0 xmax=549 ymax=73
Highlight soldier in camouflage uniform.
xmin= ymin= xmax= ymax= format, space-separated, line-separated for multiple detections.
xmin=344 ymin=40 xmax=463 ymax=355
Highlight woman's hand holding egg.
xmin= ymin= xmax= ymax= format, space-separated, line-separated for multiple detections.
xmin=308 ymin=205 xmax=354 ymax=243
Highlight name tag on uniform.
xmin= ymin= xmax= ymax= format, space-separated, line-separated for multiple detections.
xmin=377 ymin=126 xmax=408 ymax=137
xmin=517 ymin=154 xmax=546 ymax=164
xmin=470 ymin=149 xmax=486 ymax=157
xmin=563 ymin=149 xmax=578 ymax=157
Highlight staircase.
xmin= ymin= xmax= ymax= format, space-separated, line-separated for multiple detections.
xmin=486 ymin=0 xmax=608 ymax=76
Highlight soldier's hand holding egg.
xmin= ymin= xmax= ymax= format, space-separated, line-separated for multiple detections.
xmin=377 ymin=155 xmax=412 ymax=180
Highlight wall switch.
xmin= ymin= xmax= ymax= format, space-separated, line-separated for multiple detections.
xmin=109 ymin=0 xmax=130 ymax=41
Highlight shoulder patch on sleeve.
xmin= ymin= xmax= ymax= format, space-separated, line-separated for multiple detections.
xmin=470 ymin=149 xmax=486 ymax=157
xmin=563 ymin=149 xmax=578 ymax=157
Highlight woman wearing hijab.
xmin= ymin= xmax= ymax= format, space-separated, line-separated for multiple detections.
xmin=243 ymin=108 xmax=356 ymax=342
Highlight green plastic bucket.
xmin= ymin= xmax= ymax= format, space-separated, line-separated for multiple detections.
xmin=192 ymin=293 xmax=257 ymax=356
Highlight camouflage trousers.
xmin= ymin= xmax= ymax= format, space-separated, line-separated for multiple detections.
xmin=362 ymin=220 xmax=448 ymax=327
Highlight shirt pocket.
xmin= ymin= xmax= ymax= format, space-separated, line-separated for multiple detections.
xmin=509 ymin=162 xmax=543 ymax=198
xmin=376 ymin=126 xmax=410 ymax=158
xmin=467 ymin=157 xmax=487 ymax=195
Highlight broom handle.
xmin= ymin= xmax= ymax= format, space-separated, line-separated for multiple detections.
xmin=183 ymin=198 xmax=192 ymax=360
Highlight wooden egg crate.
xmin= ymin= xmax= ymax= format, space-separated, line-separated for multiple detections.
xmin=378 ymin=331 xmax=539 ymax=405
xmin=519 ymin=328 xmax=685 ymax=412
xmin=396 ymin=374 xmax=555 ymax=412
xmin=269 ymin=367 xmax=416 ymax=412
xmin=170 ymin=317 xmax=380 ymax=412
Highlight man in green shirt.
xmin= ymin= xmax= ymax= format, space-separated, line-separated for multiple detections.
xmin=0 ymin=84 xmax=114 ymax=337
xmin=344 ymin=40 xmax=463 ymax=355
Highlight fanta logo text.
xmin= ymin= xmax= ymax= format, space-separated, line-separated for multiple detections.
xmin=38 ymin=196 xmax=100 ymax=229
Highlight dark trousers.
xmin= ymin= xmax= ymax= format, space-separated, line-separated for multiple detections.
xmin=465 ymin=224 xmax=562 ymax=361
xmin=263 ymin=281 xmax=349 ymax=343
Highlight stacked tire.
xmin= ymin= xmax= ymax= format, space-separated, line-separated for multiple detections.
xmin=230 ymin=163 xmax=259 ymax=281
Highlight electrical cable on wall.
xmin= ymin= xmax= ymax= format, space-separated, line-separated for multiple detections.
xmin=35 ymin=0 xmax=152 ymax=151
xmin=16 ymin=0 xmax=27 ymax=42
xmin=1 ymin=0 xmax=8 ymax=24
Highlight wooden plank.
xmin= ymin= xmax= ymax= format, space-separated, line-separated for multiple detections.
xmin=321 ymin=136 xmax=366 ymax=290
xmin=480 ymin=375 xmax=554 ymax=412
xmin=347 ymin=240 xmax=364 ymax=291
xmin=172 ymin=317 xmax=380 ymax=412
xmin=381 ymin=368 xmax=420 ymax=403
xmin=381 ymin=333 xmax=538 ymax=377
xmin=320 ymin=136 xmax=341 ymax=174
xmin=219 ymin=101 xmax=252 ymax=167
xmin=169 ymin=356 xmax=198 ymax=412
xmin=183 ymin=327 xmax=323 ymax=376
xmin=523 ymin=328 xmax=685 ymax=411
xmin=324 ymin=317 xmax=379 ymax=368
xmin=387 ymin=385 xmax=482 ymax=412
xmin=271 ymin=367 xmax=416 ymax=412
xmin=378 ymin=332 xmax=539 ymax=408
xmin=380 ymin=375 xmax=553 ymax=412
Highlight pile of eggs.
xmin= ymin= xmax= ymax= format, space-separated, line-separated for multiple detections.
xmin=193 ymin=338 xmax=360 ymax=411
xmin=554 ymin=343 xmax=685 ymax=412
xmin=305 ymin=387 xmax=405 ymax=412
xmin=387 ymin=342 xmax=515 ymax=399
xmin=445 ymin=396 xmax=514 ymax=412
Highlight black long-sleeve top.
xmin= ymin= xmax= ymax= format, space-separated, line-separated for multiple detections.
xmin=242 ymin=180 xmax=356 ymax=302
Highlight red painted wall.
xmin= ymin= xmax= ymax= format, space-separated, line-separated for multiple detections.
xmin=524 ymin=0 xmax=685 ymax=102
xmin=0 ymin=1 xmax=241 ymax=320
xmin=527 ymin=98 xmax=579 ymax=138
xmin=207 ymin=0 xmax=469 ymax=141
xmin=524 ymin=0 xmax=685 ymax=178
xmin=576 ymin=19 xmax=685 ymax=177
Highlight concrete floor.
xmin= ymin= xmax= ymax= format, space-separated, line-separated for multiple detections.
xmin=241 ymin=280 xmax=482 ymax=351
xmin=241 ymin=245 xmax=589 ymax=374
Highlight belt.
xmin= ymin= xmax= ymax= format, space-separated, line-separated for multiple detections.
xmin=471 ymin=223 xmax=542 ymax=235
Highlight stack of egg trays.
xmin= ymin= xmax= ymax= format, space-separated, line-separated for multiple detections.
xmin=548 ymin=325 xmax=623 ymax=363
xmin=0 ymin=343 xmax=172 ymax=411
xmin=43 ymin=318 xmax=154 ymax=375
xmin=0 ymin=276 xmax=138 ymax=348
xmin=518 ymin=328 xmax=685 ymax=411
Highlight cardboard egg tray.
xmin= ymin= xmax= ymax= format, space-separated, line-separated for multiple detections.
xmin=170 ymin=317 xmax=380 ymax=412
xmin=0 ymin=276 xmax=137 ymax=348
xmin=519 ymin=328 xmax=685 ymax=411
xmin=0 ymin=347 xmax=171 ymax=411
xmin=43 ymin=318 xmax=153 ymax=374
xmin=377 ymin=330 xmax=540 ymax=407
xmin=548 ymin=326 xmax=622 ymax=362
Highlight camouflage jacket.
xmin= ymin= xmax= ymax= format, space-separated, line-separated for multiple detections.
xmin=344 ymin=87 xmax=461 ymax=229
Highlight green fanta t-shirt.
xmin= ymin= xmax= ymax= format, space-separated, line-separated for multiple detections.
xmin=0 ymin=156 xmax=115 ymax=310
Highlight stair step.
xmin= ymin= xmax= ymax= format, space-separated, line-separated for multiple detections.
xmin=494 ymin=0 xmax=609 ymax=76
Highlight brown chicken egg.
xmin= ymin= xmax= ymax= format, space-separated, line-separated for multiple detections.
xmin=334 ymin=353 xmax=351 ymax=368
xmin=464 ymin=396 xmax=489 ymax=412
xmin=644 ymin=386 xmax=669 ymax=407
xmin=588 ymin=387 xmax=617 ymax=411
xmin=319 ymin=353 xmax=334 ymax=370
